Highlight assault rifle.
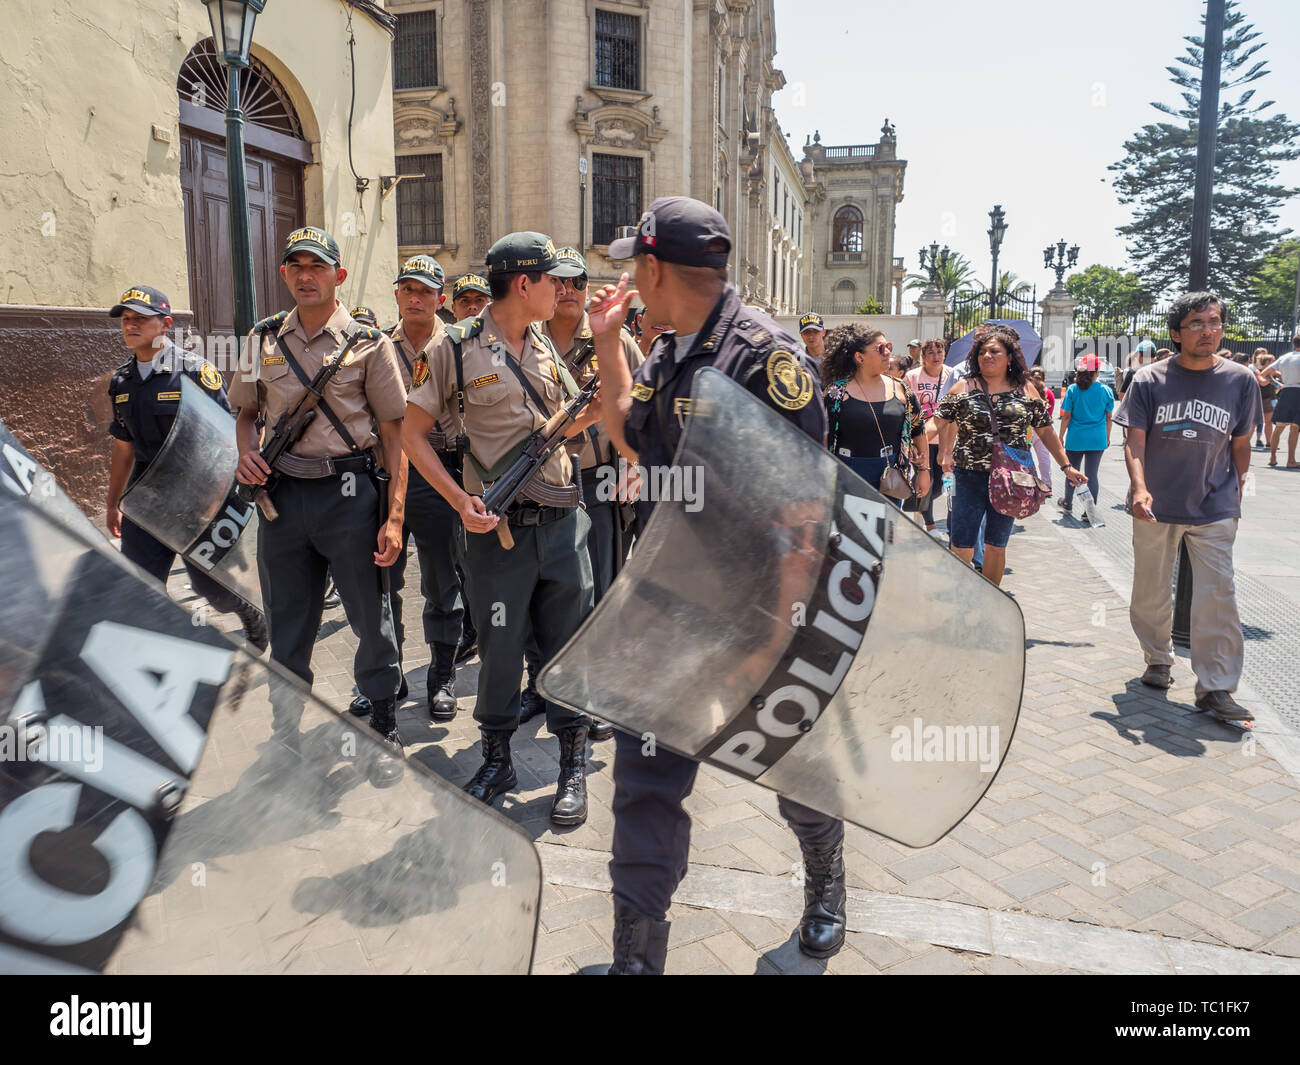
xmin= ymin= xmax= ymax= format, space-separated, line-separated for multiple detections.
xmin=235 ymin=336 xmax=358 ymax=521
xmin=480 ymin=377 xmax=598 ymax=550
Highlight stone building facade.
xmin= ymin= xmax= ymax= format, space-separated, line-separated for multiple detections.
xmin=0 ymin=0 xmax=402 ymax=521
xmin=387 ymin=0 xmax=884 ymax=316
xmin=800 ymin=122 xmax=908 ymax=314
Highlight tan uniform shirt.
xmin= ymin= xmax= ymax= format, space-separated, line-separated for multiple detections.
xmin=390 ymin=317 xmax=462 ymax=446
xmin=229 ymin=302 xmax=407 ymax=458
xmin=544 ymin=313 xmax=643 ymax=470
xmin=406 ymin=306 xmax=573 ymax=496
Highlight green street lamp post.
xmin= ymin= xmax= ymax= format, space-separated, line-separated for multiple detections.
xmin=987 ymin=205 xmax=1007 ymax=317
xmin=202 ymin=0 xmax=266 ymax=340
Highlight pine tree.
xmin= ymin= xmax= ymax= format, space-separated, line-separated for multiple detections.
xmin=1108 ymin=0 xmax=1299 ymax=307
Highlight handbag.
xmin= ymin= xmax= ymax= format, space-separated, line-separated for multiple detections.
xmin=977 ymin=382 xmax=1051 ymax=518
xmin=866 ymin=379 xmax=914 ymax=500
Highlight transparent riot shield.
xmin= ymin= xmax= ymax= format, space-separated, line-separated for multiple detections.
xmin=119 ymin=377 xmax=263 ymax=613
xmin=0 ymin=492 xmax=540 ymax=975
xmin=539 ymin=368 xmax=1024 ymax=847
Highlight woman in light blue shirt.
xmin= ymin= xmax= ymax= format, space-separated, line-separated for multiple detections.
xmin=1057 ymin=365 xmax=1114 ymax=520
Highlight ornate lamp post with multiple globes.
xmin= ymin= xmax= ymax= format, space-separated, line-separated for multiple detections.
xmin=1043 ymin=239 xmax=1080 ymax=294
xmin=201 ymin=0 xmax=267 ymax=339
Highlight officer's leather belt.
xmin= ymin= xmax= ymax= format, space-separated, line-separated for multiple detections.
xmin=506 ymin=502 xmax=568 ymax=528
xmin=274 ymin=449 xmax=377 ymax=480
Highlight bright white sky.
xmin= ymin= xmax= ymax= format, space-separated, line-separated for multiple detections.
xmin=772 ymin=0 xmax=1300 ymax=307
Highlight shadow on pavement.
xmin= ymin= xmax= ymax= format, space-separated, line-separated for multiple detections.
xmin=1092 ymin=681 xmax=1250 ymax=755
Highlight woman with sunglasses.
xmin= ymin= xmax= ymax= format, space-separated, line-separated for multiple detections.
xmin=935 ymin=327 xmax=1084 ymax=586
xmin=822 ymin=324 xmax=928 ymax=504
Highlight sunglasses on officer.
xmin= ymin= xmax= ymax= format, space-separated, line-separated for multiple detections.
xmin=560 ymin=275 xmax=588 ymax=291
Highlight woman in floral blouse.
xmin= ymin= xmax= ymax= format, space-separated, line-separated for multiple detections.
xmin=935 ymin=326 xmax=1083 ymax=586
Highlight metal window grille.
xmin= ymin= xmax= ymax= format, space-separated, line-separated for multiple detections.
xmin=595 ymin=10 xmax=639 ymax=90
xmin=394 ymin=10 xmax=438 ymax=90
xmin=396 ymin=153 xmax=444 ymax=247
xmin=593 ymin=154 xmax=642 ymax=246
xmin=833 ymin=206 xmax=863 ymax=253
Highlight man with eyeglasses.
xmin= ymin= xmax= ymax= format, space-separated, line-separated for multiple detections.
xmin=1114 ymin=291 xmax=1261 ymax=724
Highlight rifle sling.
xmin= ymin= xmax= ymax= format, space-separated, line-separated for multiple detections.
xmin=277 ymin=333 xmax=365 ymax=455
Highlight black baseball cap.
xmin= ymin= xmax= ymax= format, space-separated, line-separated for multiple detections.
xmin=486 ymin=232 xmax=563 ymax=276
xmin=282 ymin=226 xmax=341 ymax=266
xmin=350 ymin=306 xmax=379 ymax=327
xmin=552 ymin=246 xmax=587 ymax=278
xmin=608 ymin=196 xmax=731 ymax=267
xmin=453 ymin=273 xmax=490 ymax=298
xmin=395 ymin=254 xmax=445 ymax=290
xmin=798 ymin=312 xmax=825 ymax=334
xmin=109 ymin=285 xmax=172 ymax=317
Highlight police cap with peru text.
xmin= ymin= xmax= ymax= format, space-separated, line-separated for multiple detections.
xmin=607 ymin=196 xmax=731 ymax=268
xmin=282 ymin=226 xmax=341 ymax=266
xmin=350 ymin=306 xmax=379 ymax=328
xmin=109 ymin=285 xmax=172 ymax=318
xmin=486 ymin=232 xmax=563 ymax=276
xmin=798 ymin=312 xmax=825 ymax=334
xmin=396 ymin=254 xmax=445 ymax=290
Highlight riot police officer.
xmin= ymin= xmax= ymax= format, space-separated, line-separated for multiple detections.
xmin=588 ymin=198 xmax=848 ymax=973
xmin=104 ymin=284 xmax=267 ymax=650
xmin=402 ymin=233 xmax=602 ymax=825
xmin=230 ymin=226 xmax=409 ymax=755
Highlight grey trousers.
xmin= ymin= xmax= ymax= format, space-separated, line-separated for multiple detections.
xmin=1129 ymin=516 xmax=1243 ymax=698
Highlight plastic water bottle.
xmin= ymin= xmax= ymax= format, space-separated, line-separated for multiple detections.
xmin=1075 ymin=485 xmax=1105 ymax=527
xmin=942 ymin=472 xmax=955 ymax=499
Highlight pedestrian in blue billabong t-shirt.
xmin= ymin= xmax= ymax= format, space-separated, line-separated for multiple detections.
xmin=1114 ymin=291 xmax=1262 ymax=723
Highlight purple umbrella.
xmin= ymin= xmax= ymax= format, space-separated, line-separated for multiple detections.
xmin=945 ymin=318 xmax=1043 ymax=368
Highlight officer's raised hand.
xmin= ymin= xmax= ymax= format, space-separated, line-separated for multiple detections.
xmin=587 ymin=273 xmax=638 ymax=339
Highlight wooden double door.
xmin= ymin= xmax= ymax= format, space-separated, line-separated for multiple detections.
xmin=180 ymin=130 xmax=304 ymax=339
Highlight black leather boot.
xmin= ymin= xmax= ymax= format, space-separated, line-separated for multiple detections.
xmin=797 ymin=839 xmax=847 ymax=958
xmin=455 ymin=618 xmax=478 ymax=664
xmin=365 ymin=696 xmax=405 ymax=788
xmin=235 ymin=601 xmax=269 ymax=653
xmin=550 ymin=724 xmax=589 ymax=826
xmin=519 ymin=667 xmax=544 ymax=723
xmin=608 ymin=903 xmax=670 ymax=975
xmin=427 ymin=642 xmax=458 ymax=722
xmin=589 ymin=719 xmax=614 ymax=742
xmin=348 ymin=694 xmax=372 ymax=718
xmin=463 ymin=729 xmax=516 ymax=804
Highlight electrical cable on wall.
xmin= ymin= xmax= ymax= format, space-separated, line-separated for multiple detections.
xmin=346 ymin=8 xmax=368 ymax=192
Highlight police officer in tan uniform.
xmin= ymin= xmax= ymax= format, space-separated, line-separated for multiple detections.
xmin=402 ymin=232 xmax=601 ymax=825
xmin=363 ymin=254 xmax=474 ymax=725
xmin=450 ymin=273 xmax=491 ymax=321
xmin=230 ymin=226 xmax=409 ymax=754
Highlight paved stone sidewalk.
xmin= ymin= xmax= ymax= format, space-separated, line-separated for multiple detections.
xmin=186 ymin=491 xmax=1300 ymax=975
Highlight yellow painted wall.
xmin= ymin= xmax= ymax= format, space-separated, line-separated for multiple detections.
xmin=0 ymin=0 xmax=400 ymax=317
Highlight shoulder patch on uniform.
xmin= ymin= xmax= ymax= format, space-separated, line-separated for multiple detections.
xmin=765 ymin=348 xmax=814 ymax=411
xmin=446 ymin=316 xmax=485 ymax=344
xmin=352 ymin=325 xmax=382 ymax=341
xmin=631 ymin=382 xmax=655 ymax=402
xmin=253 ymin=310 xmax=289 ymax=334
xmin=198 ymin=362 xmax=223 ymax=390
xmin=470 ymin=373 xmax=500 ymax=388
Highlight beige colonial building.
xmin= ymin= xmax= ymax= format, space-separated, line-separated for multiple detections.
xmin=386 ymin=0 xmax=904 ymax=317
xmin=0 ymin=0 xmax=402 ymax=519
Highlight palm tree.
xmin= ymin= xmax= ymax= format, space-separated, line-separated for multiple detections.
xmin=994 ymin=271 xmax=1033 ymax=302
xmin=904 ymin=251 xmax=978 ymax=301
